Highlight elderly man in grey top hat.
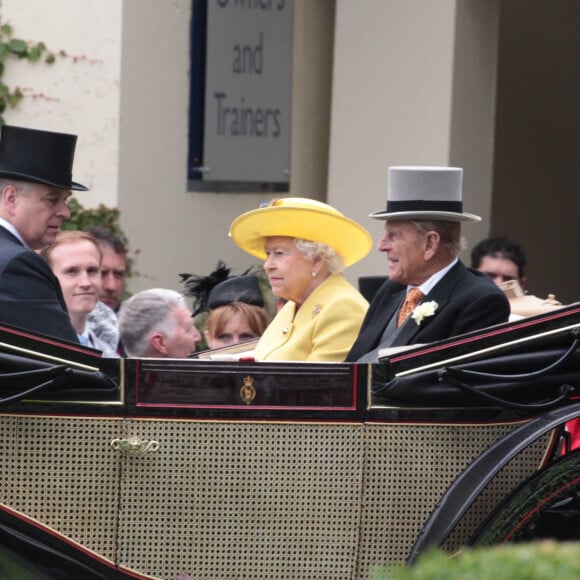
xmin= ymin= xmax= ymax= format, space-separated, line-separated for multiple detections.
xmin=346 ymin=166 xmax=510 ymax=363
xmin=0 ymin=125 xmax=87 ymax=343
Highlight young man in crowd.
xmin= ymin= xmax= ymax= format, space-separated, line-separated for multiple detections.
xmin=40 ymin=231 xmax=118 ymax=356
xmin=470 ymin=236 xmax=527 ymax=290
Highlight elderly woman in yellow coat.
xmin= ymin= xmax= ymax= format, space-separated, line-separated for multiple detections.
xmin=229 ymin=197 xmax=372 ymax=362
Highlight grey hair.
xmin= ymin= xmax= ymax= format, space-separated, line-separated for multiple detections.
xmin=294 ymin=239 xmax=345 ymax=274
xmin=118 ymin=288 xmax=187 ymax=357
xmin=0 ymin=178 xmax=35 ymax=194
xmin=408 ymin=220 xmax=463 ymax=256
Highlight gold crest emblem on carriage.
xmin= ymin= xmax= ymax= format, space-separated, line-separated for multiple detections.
xmin=240 ymin=375 xmax=256 ymax=404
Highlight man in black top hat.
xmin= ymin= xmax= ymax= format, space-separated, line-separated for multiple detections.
xmin=0 ymin=125 xmax=88 ymax=342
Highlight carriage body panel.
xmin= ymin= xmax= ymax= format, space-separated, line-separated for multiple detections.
xmin=1 ymin=305 xmax=579 ymax=579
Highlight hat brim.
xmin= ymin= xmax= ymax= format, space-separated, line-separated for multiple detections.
xmin=230 ymin=206 xmax=372 ymax=267
xmin=0 ymin=170 xmax=88 ymax=192
xmin=368 ymin=210 xmax=481 ymax=223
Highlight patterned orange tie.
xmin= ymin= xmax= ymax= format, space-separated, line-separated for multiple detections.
xmin=397 ymin=288 xmax=425 ymax=328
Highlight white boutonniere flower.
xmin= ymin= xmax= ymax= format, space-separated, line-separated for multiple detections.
xmin=411 ymin=301 xmax=438 ymax=325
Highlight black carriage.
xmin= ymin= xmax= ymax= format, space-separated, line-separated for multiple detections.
xmin=1 ymin=304 xmax=579 ymax=579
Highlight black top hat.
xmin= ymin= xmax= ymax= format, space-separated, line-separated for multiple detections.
xmin=207 ymin=275 xmax=264 ymax=310
xmin=0 ymin=125 xmax=88 ymax=191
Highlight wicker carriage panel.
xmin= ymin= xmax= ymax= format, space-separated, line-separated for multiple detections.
xmin=1 ymin=415 xmax=125 ymax=562
xmin=442 ymin=432 xmax=552 ymax=551
xmin=118 ymin=421 xmax=365 ymax=580
xmin=1 ymin=415 xmax=550 ymax=579
xmin=356 ymin=422 xmax=534 ymax=575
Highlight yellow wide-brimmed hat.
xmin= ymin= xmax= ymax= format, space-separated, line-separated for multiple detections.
xmin=229 ymin=197 xmax=372 ymax=267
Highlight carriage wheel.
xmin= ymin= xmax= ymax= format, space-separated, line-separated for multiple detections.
xmin=471 ymin=449 xmax=580 ymax=545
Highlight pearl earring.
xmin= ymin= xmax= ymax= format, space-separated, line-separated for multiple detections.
xmin=312 ymin=271 xmax=316 ymax=277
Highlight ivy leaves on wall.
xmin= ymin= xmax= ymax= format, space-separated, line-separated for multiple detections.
xmin=0 ymin=22 xmax=58 ymax=125
xmin=0 ymin=18 xmax=98 ymax=126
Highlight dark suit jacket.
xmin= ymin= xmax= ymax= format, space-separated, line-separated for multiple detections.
xmin=346 ymin=261 xmax=510 ymax=361
xmin=0 ymin=226 xmax=79 ymax=343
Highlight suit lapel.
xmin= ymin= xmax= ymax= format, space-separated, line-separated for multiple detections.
xmin=365 ymin=287 xmax=405 ymax=347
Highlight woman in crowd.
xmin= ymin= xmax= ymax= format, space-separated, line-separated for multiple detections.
xmin=182 ymin=264 xmax=269 ymax=349
xmin=205 ymin=300 xmax=269 ymax=349
xmin=40 ymin=231 xmax=118 ymax=356
xmin=228 ymin=197 xmax=371 ymax=362
xmin=203 ymin=275 xmax=269 ymax=348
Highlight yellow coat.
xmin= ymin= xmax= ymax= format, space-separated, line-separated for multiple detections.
xmin=254 ymin=274 xmax=368 ymax=362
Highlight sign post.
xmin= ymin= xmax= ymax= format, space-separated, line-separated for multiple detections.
xmin=190 ymin=0 xmax=293 ymax=191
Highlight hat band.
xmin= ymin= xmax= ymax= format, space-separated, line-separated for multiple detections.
xmin=386 ymin=200 xmax=463 ymax=213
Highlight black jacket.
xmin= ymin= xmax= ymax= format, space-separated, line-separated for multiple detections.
xmin=0 ymin=226 xmax=79 ymax=343
xmin=346 ymin=261 xmax=510 ymax=361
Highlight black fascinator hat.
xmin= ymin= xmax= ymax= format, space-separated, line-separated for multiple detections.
xmin=180 ymin=261 xmax=264 ymax=316
xmin=208 ymin=275 xmax=264 ymax=310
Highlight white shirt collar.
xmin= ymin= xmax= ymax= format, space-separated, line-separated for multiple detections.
xmin=408 ymin=258 xmax=458 ymax=296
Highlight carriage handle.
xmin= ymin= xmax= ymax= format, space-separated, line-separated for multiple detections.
xmin=439 ymin=327 xmax=579 ymax=383
xmin=0 ymin=365 xmax=72 ymax=406
xmin=441 ymin=375 xmax=574 ymax=411
xmin=435 ymin=328 xmax=579 ymax=411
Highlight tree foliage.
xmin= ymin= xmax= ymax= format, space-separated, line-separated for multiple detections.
xmin=62 ymin=197 xmax=136 ymax=278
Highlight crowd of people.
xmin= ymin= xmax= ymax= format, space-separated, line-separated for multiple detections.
xmin=1 ymin=123 xmax=533 ymax=363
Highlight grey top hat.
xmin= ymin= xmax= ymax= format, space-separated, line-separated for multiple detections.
xmin=369 ymin=166 xmax=480 ymax=222
xmin=0 ymin=125 xmax=88 ymax=191
xmin=208 ymin=275 xmax=264 ymax=310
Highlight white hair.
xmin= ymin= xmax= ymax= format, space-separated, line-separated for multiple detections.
xmin=118 ymin=288 xmax=187 ymax=357
xmin=408 ymin=220 xmax=464 ymax=256
xmin=294 ymin=239 xmax=345 ymax=274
